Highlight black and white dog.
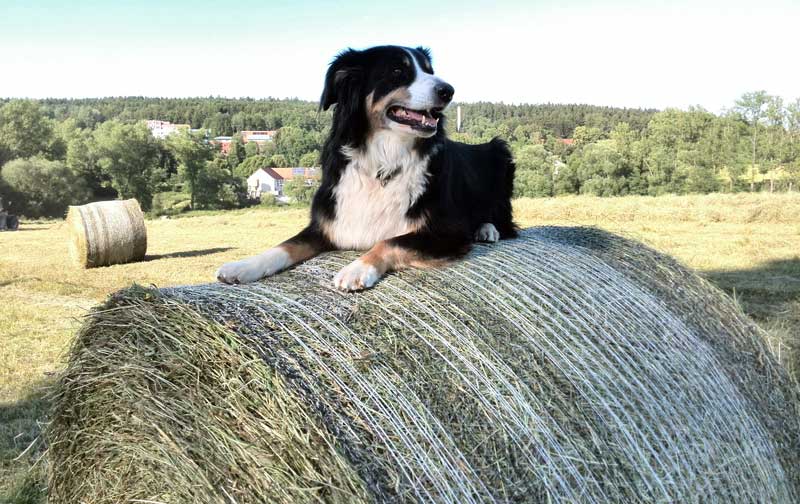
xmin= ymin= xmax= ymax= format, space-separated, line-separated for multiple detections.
xmin=217 ymin=45 xmax=517 ymax=291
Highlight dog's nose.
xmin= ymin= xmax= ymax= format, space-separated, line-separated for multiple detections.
xmin=436 ymin=83 xmax=454 ymax=102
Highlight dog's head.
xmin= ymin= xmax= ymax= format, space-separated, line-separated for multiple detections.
xmin=320 ymin=45 xmax=454 ymax=142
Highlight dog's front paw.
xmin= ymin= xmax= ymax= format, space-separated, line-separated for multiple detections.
xmin=474 ymin=223 xmax=500 ymax=243
xmin=216 ymin=248 xmax=289 ymax=284
xmin=333 ymin=259 xmax=380 ymax=291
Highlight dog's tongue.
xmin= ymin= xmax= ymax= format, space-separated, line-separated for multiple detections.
xmin=402 ymin=108 xmax=438 ymax=127
xmin=405 ymin=109 xmax=426 ymax=122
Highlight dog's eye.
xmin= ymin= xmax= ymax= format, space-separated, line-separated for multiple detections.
xmin=392 ymin=68 xmax=403 ymax=75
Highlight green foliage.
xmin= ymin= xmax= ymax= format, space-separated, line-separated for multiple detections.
xmin=274 ymin=127 xmax=321 ymax=166
xmin=269 ymin=154 xmax=288 ymax=168
xmin=0 ymin=157 xmax=90 ymax=217
xmin=93 ymin=121 xmax=159 ymax=210
xmin=283 ymin=176 xmax=318 ymax=204
xmin=299 ymin=150 xmax=320 ymax=167
xmin=0 ymin=100 xmax=53 ymax=164
xmin=151 ymin=191 xmax=191 ymax=216
xmin=226 ymin=134 xmax=246 ymax=171
xmin=1 ymin=92 xmax=799 ymax=213
xmin=259 ymin=193 xmax=278 ymax=207
xmin=194 ymin=157 xmax=247 ymax=209
xmin=166 ymin=130 xmax=214 ymax=209
xmin=234 ymin=155 xmax=269 ymax=179
xmin=244 ymin=141 xmax=259 ymax=157
xmin=513 ymin=145 xmax=557 ymax=197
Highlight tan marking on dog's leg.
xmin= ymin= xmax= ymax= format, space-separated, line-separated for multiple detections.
xmin=333 ymin=240 xmax=447 ymax=291
xmin=281 ymin=241 xmax=319 ymax=263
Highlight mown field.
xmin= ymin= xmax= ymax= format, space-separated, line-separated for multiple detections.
xmin=2 ymin=193 xmax=799 ymax=502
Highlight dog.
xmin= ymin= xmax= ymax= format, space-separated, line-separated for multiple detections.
xmin=216 ymin=45 xmax=517 ymax=291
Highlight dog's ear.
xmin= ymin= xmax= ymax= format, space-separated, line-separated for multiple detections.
xmin=320 ymin=49 xmax=362 ymax=111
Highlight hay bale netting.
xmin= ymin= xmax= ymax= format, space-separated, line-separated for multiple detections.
xmin=66 ymin=198 xmax=147 ymax=268
xmin=47 ymin=227 xmax=800 ymax=503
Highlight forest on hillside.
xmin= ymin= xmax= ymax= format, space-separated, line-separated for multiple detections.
xmin=0 ymin=93 xmax=798 ymax=218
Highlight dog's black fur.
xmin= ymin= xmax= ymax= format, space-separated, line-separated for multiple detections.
xmin=217 ymin=45 xmax=517 ymax=290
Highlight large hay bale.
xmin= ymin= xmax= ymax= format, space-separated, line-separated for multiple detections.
xmin=47 ymin=227 xmax=800 ymax=503
xmin=66 ymin=199 xmax=147 ymax=268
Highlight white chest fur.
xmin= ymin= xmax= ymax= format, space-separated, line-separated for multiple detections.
xmin=328 ymin=132 xmax=431 ymax=250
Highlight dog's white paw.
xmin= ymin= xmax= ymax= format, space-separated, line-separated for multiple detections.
xmin=474 ymin=223 xmax=500 ymax=243
xmin=216 ymin=248 xmax=289 ymax=284
xmin=333 ymin=259 xmax=380 ymax=291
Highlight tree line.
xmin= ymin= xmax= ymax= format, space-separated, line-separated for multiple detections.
xmin=498 ymin=92 xmax=800 ymax=198
xmin=0 ymin=92 xmax=797 ymax=218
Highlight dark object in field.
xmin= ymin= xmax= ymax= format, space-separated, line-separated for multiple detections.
xmin=47 ymin=227 xmax=800 ymax=504
xmin=5 ymin=214 xmax=19 ymax=230
xmin=66 ymin=199 xmax=147 ymax=268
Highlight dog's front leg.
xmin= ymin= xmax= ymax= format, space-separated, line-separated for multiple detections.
xmin=333 ymin=231 xmax=470 ymax=291
xmin=217 ymin=225 xmax=331 ymax=284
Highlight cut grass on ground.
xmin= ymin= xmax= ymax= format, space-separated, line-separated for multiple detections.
xmin=1 ymin=193 xmax=799 ymax=502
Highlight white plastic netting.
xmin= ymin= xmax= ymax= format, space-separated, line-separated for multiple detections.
xmin=157 ymin=226 xmax=800 ymax=503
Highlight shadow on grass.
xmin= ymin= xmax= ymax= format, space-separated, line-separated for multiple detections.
xmin=703 ymin=257 xmax=800 ymax=321
xmin=145 ymin=246 xmax=234 ymax=261
xmin=703 ymin=258 xmax=800 ymax=384
xmin=1 ymin=385 xmax=50 ymax=504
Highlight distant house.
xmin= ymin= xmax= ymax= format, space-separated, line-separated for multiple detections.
xmin=557 ymin=138 xmax=575 ymax=146
xmin=241 ymin=130 xmax=278 ymax=144
xmin=271 ymin=167 xmax=320 ymax=184
xmin=247 ymin=168 xmax=285 ymax=198
xmin=211 ymin=136 xmax=233 ymax=154
xmin=146 ymin=120 xmax=190 ymax=139
xmin=247 ymin=167 xmax=320 ymax=198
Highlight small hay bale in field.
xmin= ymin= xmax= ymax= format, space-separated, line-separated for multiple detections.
xmin=47 ymin=227 xmax=800 ymax=503
xmin=66 ymin=198 xmax=147 ymax=268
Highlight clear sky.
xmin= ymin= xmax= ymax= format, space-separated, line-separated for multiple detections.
xmin=0 ymin=0 xmax=796 ymax=112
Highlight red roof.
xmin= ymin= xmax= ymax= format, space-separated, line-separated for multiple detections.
xmin=259 ymin=167 xmax=284 ymax=180
xmin=557 ymin=138 xmax=575 ymax=145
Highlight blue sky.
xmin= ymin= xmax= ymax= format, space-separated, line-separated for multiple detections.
xmin=0 ymin=0 xmax=797 ymax=111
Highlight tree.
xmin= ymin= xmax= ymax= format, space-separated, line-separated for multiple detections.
xmin=0 ymin=100 xmax=53 ymax=164
xmin=57 ymin=120 xmax=114 ymax=199
xmin=283 ymin=176 xmax=318 ymax=204
xmin=93 ymin=121 xmax=159 ymax=209
xmin=274 ymin=126 xmax=320 ymax=165
xmin=234 ymin=154 xmax=269 ymax=179
xmin=0 ymin=157 xmax=90 ymax=217
xmin=244 ymin=141 xmax=259 ymax=157
xmin=734 ymin=91 xmax=771 ymax=191
xmin=269 ymin=154 xmax=288 ymax=168
xmin=299 ymin=150 xmax=320 ymax=167
xmin=166 ymin=130 xmax=214 ymax=208
xmin=571 ymin=140 xmax=629 ymax=196
xmin=226 ymin=134 xmax=246 ymax=171
xmin=787 ymin=99 xmax=800 ymax=170
xmin=572 ymin=126 xmax=604 ymax=146
xmin=195 ymin=157 xmax=247 ymax=209
xmin=512 ymin=144 xmax=557 ymax=197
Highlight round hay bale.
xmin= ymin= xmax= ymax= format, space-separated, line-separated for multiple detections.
xmin=47 ymin=227 xmax=800 ymax=503
xmin=66 ymin=199 xmax=147 ymax=268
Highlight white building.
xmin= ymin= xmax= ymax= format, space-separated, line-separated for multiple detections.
xmin=241 ymin=130 xmax=278 ymax=144
xmin=146 ymin=120 xmax=190 ymax=139
xmin=247 ymin=168 xmax=284 ymax=198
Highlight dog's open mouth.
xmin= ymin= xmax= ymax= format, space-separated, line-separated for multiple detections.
xmin=387 ymin=106 xmax=442 ymax=131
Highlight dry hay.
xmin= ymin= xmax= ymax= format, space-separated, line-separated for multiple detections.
xmin=66 ymin=198 xmax=147 ymax=268
xmin=47 ymin=227 xmax=800 ymax=503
